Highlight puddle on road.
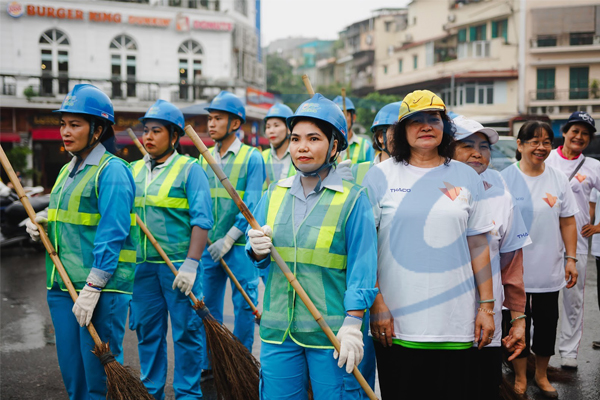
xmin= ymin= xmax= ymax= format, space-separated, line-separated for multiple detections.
xmin=0 ymin=304 xmax=47 ymax=352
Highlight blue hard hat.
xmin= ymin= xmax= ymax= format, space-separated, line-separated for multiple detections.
xmin=332 ymin=95 xmax=356 ymax=113
xmin=287 ymin=93 xmax=348 ymax=152
xmin=371 ymin=102 xmax=403 ymax=133
xmin=264 ymin=103 xmax=293 ymax=122
xmin=139 ymin=99 xmax=185 ymax=136
xmin=54 ymin=84 xmax=114 ymax=124
xmin=206 ymin=90 xmax=246 ymax=123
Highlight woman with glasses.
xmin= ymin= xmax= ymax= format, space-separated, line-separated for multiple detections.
xmin=501 ymin=121 xmax=578 ymax=398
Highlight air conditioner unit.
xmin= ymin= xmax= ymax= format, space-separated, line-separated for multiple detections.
xmin=405 ymin=33 xmax=413 ymax=42
xmin=448 ymin=14 xmax=456 ymax=22
xmin=547 ymin=106 xmax=557 ymax=114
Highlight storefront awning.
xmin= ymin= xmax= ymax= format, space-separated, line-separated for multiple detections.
xmin=0 ymin=133 xmax=21 ymax=142
xmin=32 ymin=128 xmax=61 ymax=141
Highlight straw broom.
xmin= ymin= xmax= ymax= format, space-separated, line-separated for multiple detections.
xmin=0 ymin=145 xmax=153 ymax=400
xmin=135 ymin=215 xmax=259 ymax=400
xmin=185 ymin=126 xmax=379 ymax=400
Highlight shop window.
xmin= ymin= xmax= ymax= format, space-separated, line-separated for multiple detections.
xmin=39 ymin=29 xmax=69 ymax=96
xmin=110 ymin=35 xmax=137 ymax=98
xmin=178 ymin=39 xmax=204 ymax=100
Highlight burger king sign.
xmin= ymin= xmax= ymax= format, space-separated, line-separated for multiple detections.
xmin=7 ymin=1 xmax=24 ymax=18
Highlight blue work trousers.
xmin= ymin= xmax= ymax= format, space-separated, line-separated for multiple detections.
xmin=200 ymin=245 xmax=259 ymax=369
xmin=47 ymin=283 xmax=130 ymax=400
xmin=260 ymin=335 xmax=363 ymax=400
xmin=129 ymin=261 xmax=204 ymax=400
xmin=359 ymin=310 xmax=376 ymax=393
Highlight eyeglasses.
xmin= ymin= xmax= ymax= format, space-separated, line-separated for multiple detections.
xmin=523 ymin=140 xmax=552 ymax=148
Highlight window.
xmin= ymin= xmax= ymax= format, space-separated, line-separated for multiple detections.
xmin=383 ymin=65 xmax=388 ymax=74
xmin=536 ymin=68 xmax=555 ymax=100
xmin=385 ymin=21 xmax=393 ymax=32
xmin=457 ymin=29 xmax=467 ymax=43
xmin=39 ymin=29 xmax=70 ymax=96
xmin=570 ymin=32 xmax=594 ymax=46
xmin=491 ymin=19 xmax=508 ymax=43
xmin=570 ymin=67 xmax=589 ymax=99
xmin=455 ymin=81 xmax=494 ymax=105
xmin=178 ymin=39 xmax=204 ymax=100
xmin=398 ymin=59 xmax=403 ymax=73
xmin=537 ymin=36 xmax=557 ymax=47
xmin=234 ymin=0 xmax=248 ymax=16
xmin=469 ymin=24 xmax=486 ymax=41
xmin=413 ymin=55 xmax=418 ymax=69
xmin=110 ymin=35 xmax=137 ymax=98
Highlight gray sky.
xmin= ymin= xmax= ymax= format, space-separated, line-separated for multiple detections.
xmin=261 ymin=0 xmax=410 ymax=46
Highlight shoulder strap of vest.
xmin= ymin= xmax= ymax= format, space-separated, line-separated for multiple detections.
xmin=266 ymin=184 xmax=289 ymax=228
xmin=52 ymin=163 xmax=71 ymax=192
xmin=262 ymin=148 xmax=271 ymax=163
xmin=200 ymin=147 xmax=216 ymax=169
xmin=94 ymin=153 xmax=126 ymax=198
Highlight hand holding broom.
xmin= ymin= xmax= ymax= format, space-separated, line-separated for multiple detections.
xmin=0 ymin=145 xmax=153 ymax=400
xmin=184 ymin=126 xmax=378 ymax=400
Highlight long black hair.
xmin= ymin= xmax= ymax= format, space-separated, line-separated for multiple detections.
xmin=515 ymin=120 xmax=554 ymax=161
xmin=391 ymin=110 xmax=456 ymax=164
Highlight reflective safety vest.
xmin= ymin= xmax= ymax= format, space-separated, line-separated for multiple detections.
xmin=131 ymin=154 xmax=198 ymax=263
xmin=350 ymin=161 xmax=372 ymax=186
xmin=46 ymin=152 xmax=137 ymax=293
xmin=345 ymin=135 xmax=370 ymax=164
xmin=260 ymin=180 xmax=365 ymax=348
xmin=261 ymin=148 xmax=296 ymax=191
xmin=200 ymin=144 xmax=259 ymax=245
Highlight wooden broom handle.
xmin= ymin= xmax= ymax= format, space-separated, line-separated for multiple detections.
xmin=302 ymin=74 xmax=315 ymax=96
xmin=0 ymin=145 xmax=104 ymax=346
xmin=341 ymin=88 xmax=348 ymax=120
xmin=127 ymin=128 xmax=147 ymax=156
xmin=184 ymin=126 xmax=377 ymax=400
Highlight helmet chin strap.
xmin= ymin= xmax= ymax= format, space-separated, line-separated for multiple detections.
xmin=291 ymin=137 xmax=337 ymax=193
xmin=150 ymin=125 xmax=177 ymax=170
xmin=273 ymin=134 xmax=290 ymax=151
xmin=70 ymin=120 xmax=104 ymax=158
xmin=216 ymin=116 xmax=237 ymax=147
xmin=374 ymin=127 xmax=391 ymax=156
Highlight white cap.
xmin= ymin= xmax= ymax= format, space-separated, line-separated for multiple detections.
xmin=452 ymin=115 xmax=499 ymax=145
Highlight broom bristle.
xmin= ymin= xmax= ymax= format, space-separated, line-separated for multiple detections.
xmin=93 ymin=342 xmax=155 ymax=400
xmin=500 ymin=376 xmax=528 ymax=400
xmin=203 ymin=313 xmax=260 ymax=400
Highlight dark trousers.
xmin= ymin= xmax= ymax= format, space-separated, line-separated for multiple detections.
xmin=517 ymin=291 xmax=560 ymax=358
xmin=374 ymin=341 xmax=475 ymax=400
xmin=596 ymin=257 xmax=600 ymax=311
xmin=470 ymin=346 xmax=502 ymax=400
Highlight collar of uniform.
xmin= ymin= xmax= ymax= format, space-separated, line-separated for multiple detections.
xmin=218 ymin=137 xmax=242 ymax=157
xmin=278 ymin=168 xmax=344 ymax=194
xmin=373 ymin=152 xmax=381 ymax=165
xmin=67 ymin=143 xmax=106 ymax=172
xmin=143 ymin=150 xmax=179 ymax=170
xmin=269 ymin=144 xmax=290 ymax=160
xmin=347 ymin=133 xmax=361 ymax=147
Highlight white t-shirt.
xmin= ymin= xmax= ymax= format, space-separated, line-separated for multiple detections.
xmin=590 ymin=188 xmax=600 ymax=257
xmin=501 ymin=163 xmax=578 ymax=293
xmin=363 ymin=159 xmax=493 ymax=343
xmin=477 ymin=169 xmax=531 ymax=347
xmin=546 ymin=149 xmax=600 ymax=254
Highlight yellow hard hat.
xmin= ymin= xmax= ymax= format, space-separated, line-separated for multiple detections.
xmin=398 ymin=90 xmax=446 ymax=122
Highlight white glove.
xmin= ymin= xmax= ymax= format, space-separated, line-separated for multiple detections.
xmin=172 ymin=258 xmax=199 ymax=296
xmin=336 ymin=159 xmax=355 ymax=181
xmin=333 ymin=315 xmax=364 ymax=373
xmin=72 ymin=285 xmax=102 ymax=327
xmin=208 ymin=227 xmax=243 ymax=262
xmin=25 ymin=215 xmax=48 ymax=242
xmin=248 ymin=225 xmax=273 ymax=256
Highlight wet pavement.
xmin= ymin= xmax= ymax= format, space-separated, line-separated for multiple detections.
xmin=1 ymin=244 xmax=599 ymax=399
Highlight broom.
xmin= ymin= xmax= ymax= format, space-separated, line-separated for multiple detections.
xmin=135 ymin=215 xmax=260 ymax=400
xmin=126 ymin=128 xmax=146 ymax=157
xmin=0 ymin=145 xmax=154 ymax=400
xmin=185 ymin=126 xmax=379 ymax=400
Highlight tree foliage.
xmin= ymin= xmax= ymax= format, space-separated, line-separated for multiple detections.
xmin=354 ymin=92 xmax=404 ymax=132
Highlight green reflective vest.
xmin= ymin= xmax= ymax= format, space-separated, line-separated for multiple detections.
xmin=350 ymin=161 xmax=373 ymax=185
xmin=260 ymin=180 xmax=364 ymax=348
xmin=46 ymin=152 xmax=137 ymax=293
xmin=261 ymin=148 xmax=296 ymax=191
xmin=132 ymin=154 xmax=198 ymax=263
xmin=345 ymin=135 xmax=370 ymax=164
xmin=200 ymin=144 xmax=258 ymax=245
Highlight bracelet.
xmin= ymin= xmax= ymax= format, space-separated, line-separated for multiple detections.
xmin=478 ymin=299 xmax=495 ymax=304
xmin=477 ymin=307 xmax=495 ymax=316
xmin=510 ymin=315 xmax=526 ymax=324
xmin=345 ymin=312 xmax=363 ymax=321
xmin=565 ymin=255 xmax=578 ymax=262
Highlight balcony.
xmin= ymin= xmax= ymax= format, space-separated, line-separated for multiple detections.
xmin=530 ymin=33 xmax=600 ymax=54
xmin=457 ymin=40 xmax=490 ymax=59
xmin=528 ymin=89 xmax=600 ymax=117
xmin=529 ymin=88 xmax=599 ymax=102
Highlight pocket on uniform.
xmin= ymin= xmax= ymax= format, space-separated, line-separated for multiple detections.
xmin=127 ymin=301 xmax=137 ymax=331
xmin=342 ymin=370 xmax=361 ymax=393
xmin=241 ymin=280 xmax=259 ymax=311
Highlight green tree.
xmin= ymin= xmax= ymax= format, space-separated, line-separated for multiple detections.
xmin=266 ymin=54 xmax=304 ymax=96
xmin=6 ymin=145 xmax=36 ymax=179
xmin=354 ymin=92 xmax=404 ymax=131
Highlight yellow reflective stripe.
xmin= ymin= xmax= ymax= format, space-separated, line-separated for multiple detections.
xmin=132 ymin=160 xmax=145 ymax=177
xmin=229 ymin=145 xmax=252 ymax=186
xmin=134 ymin=197 xmax=144 ymax=207
xmin=267 ymin=186 xmax=287 ymax=228
xmin=356 ymin=162 xmax=371 ymax=185
xmin=209 ymin=188 xmax=245 ymax=199
xmin=67 ymin=164 xmax=99 ymax=212
xmin=52 ymin=165 xmax=70 ymax=193
xmin=48 ymin=209 xmax=137 ymax=226
xmin=275 ymin=247 xmax=346 ymax=270
xmin=157 ymin=156 xmax=189 ymax=198
xmin=350 ymin=142 xmax=360 ymax=163
xmin=118 ymin=249 xmax=137 ymax=263
xmin=315 ymin=189 xmax=350 ymax=249
xmin=145 ymin=195 xmax=189 ymax=209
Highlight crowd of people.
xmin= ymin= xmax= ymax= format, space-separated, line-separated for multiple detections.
xmin=22 ymin=82 xmax=598 ymax=400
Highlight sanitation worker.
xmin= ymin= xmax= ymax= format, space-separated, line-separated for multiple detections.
xmin=199 ymin=90 xmax=265 ymax=381
xmin=332 ymin=95 xmax=374 ymax=164
xmin=129 ymin=99 xmax=213 ymax=399
xmin=26 ymin=84 xmax=137 ymax=400
xmin=246 ymin=94 xmax=378 ymax=399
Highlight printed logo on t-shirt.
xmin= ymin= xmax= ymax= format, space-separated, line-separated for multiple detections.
xmin=575 ymin=173 xmax=587 ymax=183
xmin=542 ymin=192 xmax=557 ymax=208
xmin=439 ymin=181 xmax=462 ymax=201
xmin=483 ymin=180 xmax=493 ymax=191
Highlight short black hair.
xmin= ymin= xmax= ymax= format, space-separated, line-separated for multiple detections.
xmin=515 ymin=120 xmax=554 ymax=161
xmin=390 ymin=111 xmax=456 ymax=164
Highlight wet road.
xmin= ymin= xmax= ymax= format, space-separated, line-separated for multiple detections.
xmin=1 ymin=245 xmax=599 ymax=399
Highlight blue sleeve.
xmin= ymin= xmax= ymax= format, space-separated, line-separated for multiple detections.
xmin=344 ymin=190 xmax=379 ymax=311
xmin=91 ymin=160 xmax=135 ymax=285
xmin=364 ymin=143 xmax=375 ymax=162
xmin=234 ymin=149 xmax=266 ymax=233
xmin=186 ymin=162 xmax=214 ymax=231
xmin=244 ymin=191 xmax=271 ymax=269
